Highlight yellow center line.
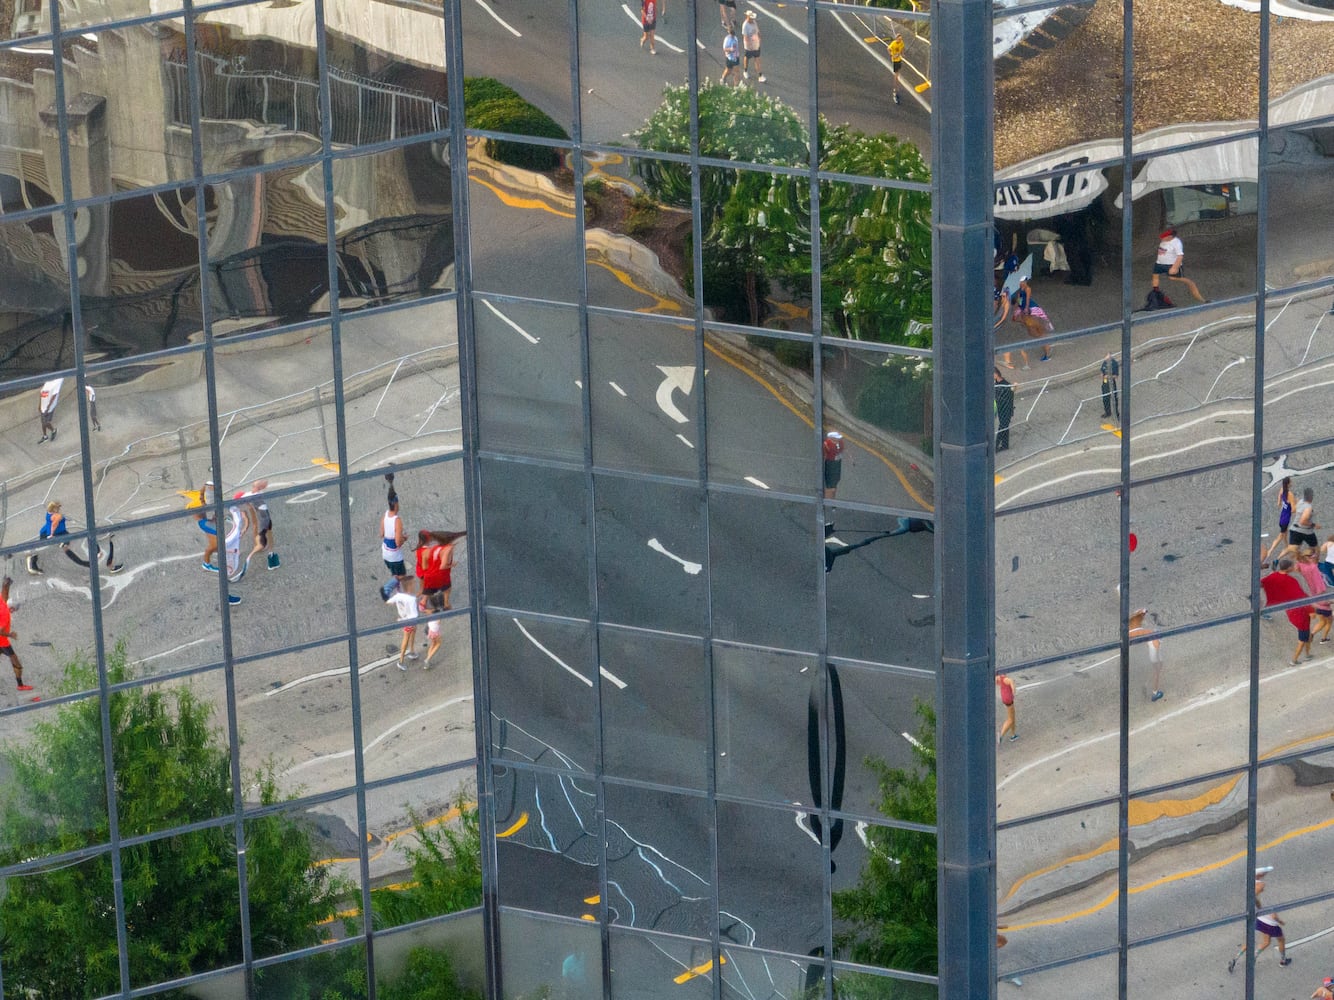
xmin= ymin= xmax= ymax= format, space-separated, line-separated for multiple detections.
xmin=702 ymin=339 xmax=933 ymax=511
xmin=586 ymin=258 xmax=682 ymax=314
xmin=497 ymin=812 xmax=529 ymax=838
xmin=469 ymin=173 xmax=576 ymax=219
xmin=673 ymin=956 xmax=725 ymax=984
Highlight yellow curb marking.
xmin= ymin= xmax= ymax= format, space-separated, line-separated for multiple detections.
xmin=313 ymin=803 xmax=471 ymax=868
xmin=586 ymin=258 xmax=683 ymax=315
xmin=703 ymin=340 xmax=933 ymax=511
xmin=312 ymin=458 xmax=340 ymax=472
xmin=585 ymin=894 xmax=601 ymax=904
xmin=497 ymin=812 xmax=529 ymax=838
xmin=674 ymin=956 xmax=725 ymax=984
xmin=470 ymin=173 xmax=575 ymax=219
xmin=765 ymin=298 xmax=812 ymax=322
xmin=1100 ymin=423 xmax=1122 ymax=438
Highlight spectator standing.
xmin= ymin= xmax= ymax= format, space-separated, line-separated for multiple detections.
xmin=741 ymin=11 xmax=764 ymax=82
xmin=37 ymin=376 xmax=63 ymax=443
xmin=1151 ymin=226 xmax=1207 ymax=303
xmin=1100 ymin=353 xmax=1120 ymax=419
xmin=822 ymin=431 xmax=844 ymax=498
xmin=721 ymin=25 xmax=740 ymax=85
xmin=994 ymin=368 xmax=1014 ymax=452
xmin=640 ymin=0 xmax=658 ymax=54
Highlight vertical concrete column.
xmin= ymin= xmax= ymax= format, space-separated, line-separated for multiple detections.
xmin=39 ymin=92 xmax=110 ymax=297
xmin=930 ymin=0 xmax=997 ymax=994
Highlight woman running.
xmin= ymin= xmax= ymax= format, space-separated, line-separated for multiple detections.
xmin=1264 ymin=476 xmax=1296 ymax=564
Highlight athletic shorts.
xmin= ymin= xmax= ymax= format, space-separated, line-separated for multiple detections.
xmin=823 ymin=460 xmax=842 ymax=489
xmin=385 ymin=559 xmax=407 ymax=577
xmin=643 ymin=17 xmax=656 ymax=30
xmin=1317 ymin=608 xmax=1331 ymax=618
xmin=722 ymin=0 xmax=736 ymax=7
xmin=892 ymin=58 xmax=902 ymax=74
xmin=1255 ymin=919 xmax=1283 ymax=938
xmin=427 ymin=621 xmax=441 ymax=639
xmin=1289 ymin=528 xmax=1318 ymax=548
xmin=726 ymin=56 xmax=739 ymax=66
xmin=402 ymin=624 xmax=417 ymax=634
xmin=1152 ymin=262 xmax=1181 ymax=276
xmin=745 ymin=47 xmax=760 ymax=58
xmin=0 ymin=645 xmax=14 ymax=658
xmin=197 ymin=517 xmax=217 ymax=537
xmin=259 ymin=526 xmax=271 ymax=547
xmin=1298 ymin=627 xmax=1312 ymax=642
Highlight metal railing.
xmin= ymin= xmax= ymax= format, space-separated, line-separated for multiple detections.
xmin=165 ymin=53 xmax=447 ymax=147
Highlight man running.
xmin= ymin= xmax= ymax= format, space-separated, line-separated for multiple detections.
xmin=0 ymin=576 xmax=31 ymax=692
xmin=27 ymin=500 xmax=123 ymax=575
xmin=1261 ymin=557 xmax=1314 ymax=665
xmin=236 ymin=481 xmax=279 ymax=572
xmin=37 ymin=376 xmax=62 ymax=443
xmin=888 ymin=30 xmax=905 ymax=105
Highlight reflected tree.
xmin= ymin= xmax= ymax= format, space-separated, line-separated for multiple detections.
xmin=369 ymin=795 xmax=482 ymax=927
xmin=831 ymin=702 xmax=937 ymax=978
xmin=0 ymin=645 xmax=342 ymax=999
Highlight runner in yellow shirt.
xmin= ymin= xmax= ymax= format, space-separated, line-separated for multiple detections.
xmin=888 ymin=32 xmax=905 ymax=104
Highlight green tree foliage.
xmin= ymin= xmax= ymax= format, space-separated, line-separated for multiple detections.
xmin=463 ymin=77 xmax=570 ymax=172
xmin=631 ymin=82 xmax=809 ymax=214
xmin=855 ymin=354 xmax=932 ymax=435
xmin=253 ymin=945 xmax=481 ymax=1000
xmin=370 ymin=796 xmax=483 ymax=928
xmin=832 ymin=702 xmax=937 ymax=978
xmin=0 ymin=646 xmax=341 ymax=1000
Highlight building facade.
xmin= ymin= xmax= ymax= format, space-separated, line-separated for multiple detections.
xmin=0 ymin=0 xmax=1333 ymax=998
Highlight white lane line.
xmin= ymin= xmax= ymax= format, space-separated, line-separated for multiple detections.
xmin=794 ymin=810 xmax=821 ymax=845
xmin=619 ymin=3 xmax=685 ymax=52
xmin=287 ymin=489 xmax=328 ymax=504
xmin=259 ymin=653 xmax=399 ymax=700
xmin=609 ymin=381 xmax=627 ymax=397
xmin=282 ymin=694 xmax=476 ymax=778
xmin=1288 ymin=922 xmax=1334 ymax=949
xmin=132 ymin=635 xmax=217 ymax=666
xmin=998 ymin=656 xmax=1321 ymax=792
xmin=129 ymin=503 xmax=173 ymax=516
xmin=764 ymin=8 xmax=808 ymax=42
xmin=598 ymin=664 xmax=628 ymax=690
xmin=514 ymin=617 xmax=592 ymax=688
xmin=482 ymin=298 xmax=540 ymax=344
xmin=675 ymin=433 xmax=695 ymax=449
xmin=647 ymin=537 xmax=702 ymax=574
xmin=829 ymin=11 xmax=929 ymax=110
xmin=1016 ymin=653 xmax=1118 ymax=691
xmin=744 ymin=476 xmax=770 ymax=489
xmin=474 ymin=0 xmax=521 ymax=37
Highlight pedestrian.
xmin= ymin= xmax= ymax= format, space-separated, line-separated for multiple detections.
xmin=37 ymin=376 xmax=62 ymax=442
xmin=420 ymin=589 xmax=445 ymax=669
xmin=822 ymin=431 xmax=844 ymax=499
xmin=382 ymin=488 xmax=408 ymax=580
xmin=996 ymin=673 xmax=1017 ymax=743
xmin=719 ymin=0 xmax=737 ymax=29
xmin=27 ymin=500 xmax=122 ymax=575
xmin=235 ymin=481 xmax=279 ymax=572
xmin=1100 ymin=353 xmax=1120 ymax=419
xmin=387 ymin=575 xmax=420 ymax=669
xmin=0 ymin=576 xmax=31 ymax=693
xmin=1260 ymin=557 xmax=1314 ymax=665
xmin=1314 ymin=976 xmax=1334 ymax=1000
xmin=741 ymin=10 xmax=764 ymax=82
xmin=1295 ymin=547 xmax=1333 ymax=645
xmin=196 ymin=479 xmax=221 ymax=571
xmin=888 ymin=30 xmax=905 ymax=105
xmin=1151 ymin=225 xmax=1206 ymax=303
xmin=994 ymin=368 xmax=1014 ymax=452
xmin=1010 ymin=277 xmax=1054 ymax=362
xmin=1265 ymin=476 xmax=1296 ymax=564
xmin=640 ymin=0 xmax=657 ymax=54
xmin=1290 ymin=488 xmax=1319 ymax=553
xmin=994 ymin=278 xmax=1027 ymax=370
xmin=416 ymin=529 xmax=466 ymax=610
xmin=1127 ymin=608 xmax=1164 ymax=701
xmin=720 ymin=25 xmax=740 ymax=85
xmin=83 ymin=383 xmax=102 ymax=432
xmin=1228 ymin=878 xmax=1292 ymax=972
xmin=214 ymin=495 xmax=250 ymax=584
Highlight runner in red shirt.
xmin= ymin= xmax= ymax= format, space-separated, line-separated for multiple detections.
xmin=1260 ymin=558 xmax=1314 ymax=665
xmin=0 ymin=576 xmax=32 ymax=692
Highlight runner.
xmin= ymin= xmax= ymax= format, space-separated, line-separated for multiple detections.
xmin=37 ymin=376 xmax=62 ymax=443
xmin=236 ymin=480 xmax=279 ymax=572
xmin=888 ymin=30 xmax=905 ymax=105
xmin=1228 ymin=878 xmax=1292 ymax=971
xmin=382 ymin=489 xmax=408 ymax=581
xmin=640 ymin=0 xmax=658 ymax=54
xmin=1265 ymin=476 xmax=1296 ymax=565
xmin=1290 ymin=488 xmax=1319 ymax=553
xmin=1127 ymin=608 xmax=1164 ymax=702
xmin=27 ymin=500 xmax=123 ymax=575
xmin=420 ymin=590 xmax=445 ymax=669
xmin=196 ymin=479 xmax=221 ymax=571
xmin=1260 ymin=557 xmax=1314 ymax=665
xmin=0 ymin=576 xmax=31 ymax=692
xmin=822 ymin=431 xmax=844 ymax=499
xmin=721 ymin=24 xmax=741 ymax=85
xmin=741 ymin=10 xmax=764 ymax=82
xmin=996 ymin=673 xmax=1017 ymax=743
xmin=387 ymin=576 xmax=421 ymax=669
xmin=416 ymin=529 xmax=466 ymax=609
xmin=1294 ymin=547 xmax=1332 ymax=645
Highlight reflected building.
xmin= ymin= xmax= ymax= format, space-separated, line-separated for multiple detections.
xmin=0 ymin=0 xmax=1332 ymax=998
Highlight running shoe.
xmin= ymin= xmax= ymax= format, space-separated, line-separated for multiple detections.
xmin=405 ymin=652 xmax=419 ymax=661
xmin=107 ymin=563 xmax=124 ymax=575
xmin=227 ymin=594 xmax=242 ymax=606
xmin=1150 ymin=690 xmax=1164 ymax=701
xmin=16 ymin=684 xmax=33 ymax=692
xmin=203 ymin=562 xmax=218 ymax=572
xmin=1280 ymin=957 xmax=1292 ymax=967
xmin=1228 ymin=958 xmax=1236 ymax=974
xmin=26 ymin=556 xmax=41 ymax=575
xmin=397 ymin=660 xmax=408 ymax=671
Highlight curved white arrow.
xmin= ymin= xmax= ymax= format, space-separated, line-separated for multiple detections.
xmin=647 ymin=537 xmax=702 ymax=575
xmin=655 ymin=365 xmax=696 ymax=425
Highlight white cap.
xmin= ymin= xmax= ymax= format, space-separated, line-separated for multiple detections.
xmin=827 ymin=431 xmax=843 ymax=439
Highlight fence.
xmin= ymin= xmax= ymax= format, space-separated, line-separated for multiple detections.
xmin=165 ymin=53 xmax=447 ymax=147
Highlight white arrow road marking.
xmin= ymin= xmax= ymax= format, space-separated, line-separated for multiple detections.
xmin=655 ymin=365 xmax=696 ymax=424
xmin=675 ymin=434 xmax=694 ymax=449
xmin=619 ymin=3 xmax=685 ymax=52
xmin=794 ymin=810 xmax=820 ymax=845
xmin=474 ymin=0 xmax=521 ymax=37
xmin=647 ymin=537 xmax=702 ymax=575
xmin=609 ymin=381 xmax=627 ymax=397
xmin=287 ymin=489 xmax=328 ymax=504
xmin=744 ymin=476 xmax=769 ymax=489
xmin=482 ymin=299 xmax=539 ymax=344
xmin=46 ymin=552 xmax=199 ymax=608
xmin=598 ymin=664 xmax=628 ymax=690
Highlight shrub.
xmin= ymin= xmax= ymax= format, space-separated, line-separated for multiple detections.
xmin=463 ymin=77 xmax=569 ymax=172
xmin=855 ymin=355 xmax=932 ymax=435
